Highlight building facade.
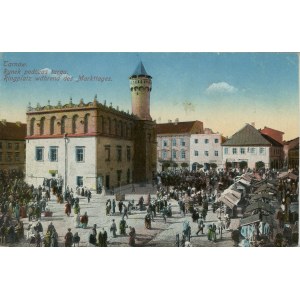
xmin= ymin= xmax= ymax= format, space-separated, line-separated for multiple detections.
xmin=283 ymin=137 xmax=299 ymax=169
xmin=0 ymin=120 xmax=26 ymax=172
xmin=222 ymin=124 xmax=284 ymax=169
xmin=156 ymin=120 xmax=204 ymax=172
xmin=190 ymin=129 xmax=223 ymax=170
xmin=25 ymin=62 xmax=156 ymax=192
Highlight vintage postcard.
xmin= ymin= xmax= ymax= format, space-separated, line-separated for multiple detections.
xmin=0 ymin=52 xmax=298 ymax=247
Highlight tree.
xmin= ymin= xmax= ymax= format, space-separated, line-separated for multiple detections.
xmin=210 ymin=163 xmax=217 ymax=169
xmin=172 ymin=162 xmax=178 ymax=169
xmin=198 ymin=164 xmax=203 ymax=169
xmin=239 ymin=161 xmax=248 ymax=170
xmin=181 ymin=162 xmax=189 ymax=169
xmin=162 ymin=162 xmax=170 ymax=171
xmin=255 ymin=161 xmax=265 ymax=170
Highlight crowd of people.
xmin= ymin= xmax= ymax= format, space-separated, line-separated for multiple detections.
xmin=0 ymin=165 xmax=299 ymax=247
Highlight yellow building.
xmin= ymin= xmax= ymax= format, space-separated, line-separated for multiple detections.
xmin=25 ymin=62 xmax=157 ymax=192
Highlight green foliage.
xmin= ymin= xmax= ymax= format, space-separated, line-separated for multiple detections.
xmin=210 ymin=163 xmax=217 ymax=169
xmin=239 ymin=161 xmax=248 ymax=170
xmin=255 ymin=161 xmax=265 ymax=169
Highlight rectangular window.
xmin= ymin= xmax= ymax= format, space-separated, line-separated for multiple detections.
xmin=194 ymin=139 xmax=198 ymax=144
xmin=172 ymin=138 xmax=176 ymax=146
xmin=162 ymin=150 xmax=167 ymax=159
xmin=76 ymin=147 xmax=84 ymax=162
xmin=117 ymin=170 xmax=122 ymax=182
xmin=194 ymin=150 xmax=199 ymax=156
xmin=15 ymin=143 xmax=19 ymax=150
xmin=232 ymin=148 xmax=237 ymax=155
xmin=205 ymin=139 xmax=209 ymax=144
xmin=77 ymin=176 xmax=83 ymax=187
xmin=127 ymin=146 xmax=131 ymax=161
xmin=214 ymin=151 xmax=218 ymax=156
xmin=240 ymin=148 xmax=245 ymax=154
xmin=180 ymin=138 xmax=185 ymax=146
xmin=117 ymin=146 xmax=122 ymax=162
xmin=49 ymin=146 xmax=58 ymax=162
xmin=0 ymin=142 xmax=2 ymax=149
xmin=7 ymin=143 xmax=12 ymax=150
xmin=35 ymin=147 xmax=44 ymax=161
xmin=15 ymin=152 xmax=20 ymax=161
xmin=0 ymin=152 xmax=2 ymax=161
xmin=163 ymin=140 xmax=168 ymax=147
xmin=214 ymin=138 xmax=219 ymax=143
xmin=250 ymin=147 xmax=256 ymax=154
xmin=105 ymin=145 xmax=111 ymax=161
xmin=224 ymin=148 xmax=228 ymax=155
xmin=172 ymin=150 xmax=176 ymax=159
xmin=6 ymin=152 xmax=12 ymax=162
xmin=204 ymin=151 xmax=209 ymax=156
xmin=259 ymin=147 xmax=266 ymax=155
xmin=181 ymin=150 xmax=186 ymax=159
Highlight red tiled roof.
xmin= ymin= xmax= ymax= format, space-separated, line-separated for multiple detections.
xmin=260 ymin=126 xmax=284 ymax=134
xmin=156 ymin=121 xmax=203 ymax=135
xmin=0 ymin=121 xmax=27 ymax=140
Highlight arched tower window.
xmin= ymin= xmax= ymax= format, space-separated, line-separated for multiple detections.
xmin=30 ymin=118 xmax=35 ymax=136
xmin=127 ymin=168 xmax=130 ymax=184
xmin=119 ymin=121 xmax=123 ymax=137
xmin=84 ymin=114 xmax=90 ymax=134
xmin=108 ymin=117 xmax=112 ymax=134
xmin=72 ymin=115 xmax=79 ymax=134
xmin=40 ymin=117 xmax=45 ymax=135
xmin=50 ymin=116 xmax=56 ymax=135
xmin=61 ymin=116 xmax=67 ymax=134
xmin=114 ymin=119 xmax=118 ymax=135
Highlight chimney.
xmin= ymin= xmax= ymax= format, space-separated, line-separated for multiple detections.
xmin=251 ymin=122 xmax=255 ymax=128
xmin=168 ymin=120 xmax=172 ymax=123
xmin=16 ymin=121 xmax=21 ymax=127
xmin=174 ymin=118 xmax=179 ymax=125
xmin=1 ymin=119 xmax=7 ymax=125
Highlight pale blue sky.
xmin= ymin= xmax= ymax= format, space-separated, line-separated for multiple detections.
xmin=0 ymin=52 xmax=298 ymax=139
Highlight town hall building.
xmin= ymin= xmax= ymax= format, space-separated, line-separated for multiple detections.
xmin=25 ymin=62 xmax=157 ymax=192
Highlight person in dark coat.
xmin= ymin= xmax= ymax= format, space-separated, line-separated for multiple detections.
xmin=119 ymin=217 xmax=127 ymax=235
xmin=129 ymin=226 xmax=136 ymax=247
xmin=118 ymin=200 xmax=123 ymax=214
xmin=65 ymin=228 xmax=73 ymax=247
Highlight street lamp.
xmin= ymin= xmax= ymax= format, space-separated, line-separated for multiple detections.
xmin=64 ymin=133 xmax=69 ymax=195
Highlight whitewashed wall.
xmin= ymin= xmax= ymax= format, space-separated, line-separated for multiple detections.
xmin=190 ymin=133 xmax=223 ymax=168
xmin=25 ymin=137 xmax=97 ymax=190
xmin=222 ymin=146 xmax=270 ymax=168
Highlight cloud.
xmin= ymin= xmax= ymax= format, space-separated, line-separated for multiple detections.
xmin=206 ymin=82 xmax=238 ymax=94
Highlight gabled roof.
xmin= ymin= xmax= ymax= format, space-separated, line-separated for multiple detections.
xmin=284 ymin=137 xmax=299 ymax=145
xmin=222 ymin=124 xmax=271 ymax=146
xmin=130 ymin=61 xmax=152 ymax=79
xmin=156 ymin=121 xmax=203 ymax=135
xmin=260 ymin=126 xmax=284 ymax=134
xmin=260 ymin=133 xmax=283 ymax=147
xmin=0 ymin=121 xmax=27 ymax=140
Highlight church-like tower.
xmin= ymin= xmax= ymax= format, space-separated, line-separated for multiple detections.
xmin=130 ymin=61 xmax=157 ymax=183
xmin=129 ymin=61 xmax=152 ymax=120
